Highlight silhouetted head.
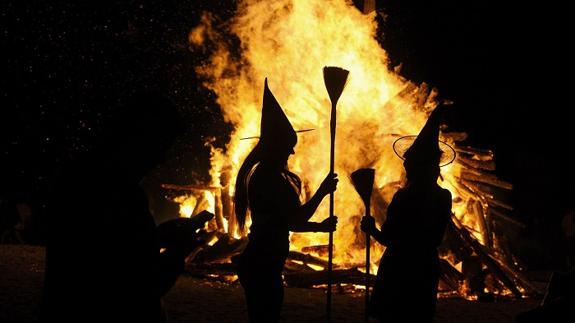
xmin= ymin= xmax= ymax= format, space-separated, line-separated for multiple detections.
xmin=395 ymin=105 xmax=454 ymax=186
xmin=100 ymin=90 xmax=184 ymax=177
xmin=403 ymin=155 xmax=441 ymax=185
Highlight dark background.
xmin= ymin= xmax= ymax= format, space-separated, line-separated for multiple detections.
xmin=1 ymin=1 xmax=572 ymax=269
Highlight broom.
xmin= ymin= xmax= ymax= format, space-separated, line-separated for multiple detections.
xmin=323 ymin=66 xmax=349 ymax=322
xmin=351 ymin=168 xmax=375 ymax=323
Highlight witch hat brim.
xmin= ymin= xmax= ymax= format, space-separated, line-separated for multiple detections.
xmin=392 ymin=105 xmax=456 ymax=167
xmin=393 ymin=135 xmax=456 ymax=166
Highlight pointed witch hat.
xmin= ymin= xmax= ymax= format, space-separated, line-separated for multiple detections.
xmin=240 ymin=78 xmax=313 ymax=144
xmin=393 ymin=105 xmax=456 ymax=167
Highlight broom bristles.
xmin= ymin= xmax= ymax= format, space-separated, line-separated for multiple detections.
xmin=323 ymin=66 xmax=350 ymax=104
xmin=351 ymin=168 xmax=375 ymax=205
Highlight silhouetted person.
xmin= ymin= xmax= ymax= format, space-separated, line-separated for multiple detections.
xmin=361 ymin=104 xmax=454 ymax=323
xmin=234 ymin=79 xmax=338 ymax=322
xmin=41 ymin=91 xmax=184 ymax=323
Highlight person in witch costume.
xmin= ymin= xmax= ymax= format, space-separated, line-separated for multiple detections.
xmin=235 ymin=79 xmax=339 ymax=322
xmin=361 ymin=104 xmax=455 ymax=323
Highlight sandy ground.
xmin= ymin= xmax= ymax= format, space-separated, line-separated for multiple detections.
xmin=1 ymin=245 xmax=541 ymax=323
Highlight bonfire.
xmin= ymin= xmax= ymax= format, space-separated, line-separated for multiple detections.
xmin=164 ymin=0 xmax=539 ymax=300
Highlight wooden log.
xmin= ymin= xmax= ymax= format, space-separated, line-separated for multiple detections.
xmin=416 ymin=82 xmax=431 ymax=108
xmin=462 ymin=255 xmax=487 ymax=294
xmin=461 ymin=180 xmax=495 ymax=201
xmin=467 ymin=182 xmax=513 ymax=206
xmin=463 ymin=181 xmax=514 ymax=216
xmin=443 ymin=178 xmax=474 ymax=203
xmin=460 ymin=170 xmax=513 ymax=190
xmin=456 ymin=180 xmax=482 ymax=202
xmin=184 ymin=262 xmax=239 ymax=283
xmin=218 ymin=168 xmax=236 ymax=235
xmin=214 ymin=189 xmax=225 ymax=231
xmin=459 ymin=216 xmax=536 ymax=297
xmin=396 ymin=82 xmax=419 ymax=99
xmin=439 ymin=258 xmax=465 ymax=292
xmin=442 ymin=132 xmax=468 ymax=142
xmin=284 ymin=268 xmax=377 ymax=288
xmin=488 ymin=252 xmax=543 ymax=297
xmin=221 ymin=186 xmax=236 ymax=236
xmin=453 ymin=145 xmax=494 ymax=160
xmin=440 ymin=223 xmax=473 ymax=263
xmin=288 ymin=251 xmax=330 ymax=269
xmin=458 ymin=157 xmax=496 ymax=171
xmin=285 ymin=259 xmax=317 ymax=272
xmin=301 ymin=245 xmax=330 ymax=257
xmin=487 ymin=199 xmax=514 ymax=212
xmin=450 ymin=216 xmax=523 ymax=298
xmin=471 ymin=200 xmax=492 ymax=248
xmin=489 ymin=208 xmax=526 ymax=229
xmin=161 ymin=183 xmax=222 ymax=191
xmin=192 ymin=235 xmax=247 ymax=264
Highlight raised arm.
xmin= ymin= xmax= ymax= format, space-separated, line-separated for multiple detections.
xmin=288 ymin=173 xmax=338 ymax=231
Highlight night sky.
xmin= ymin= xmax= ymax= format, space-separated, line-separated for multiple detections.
xmin=1 ymin=1 xmax=572 ymax=267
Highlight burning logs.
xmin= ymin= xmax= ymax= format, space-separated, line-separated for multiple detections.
xmin=460 ymin=170 xmax=513 ymax=191
xmin=288 ymin=250 xmax=331 ymax=270
xmin=439 ymin=258 xmax=465 ymax=292
xmin=449 ymin=216 xmax=525 ymax=298
xmin=284 ymin=268 xmax=376 ymax=288
xmin=190 ymin=234 xmax=247 ymax=264
xmin=489 ymin=208 xmax=526 ymax=229
xmin=458 ymin=156 xmax=496 ymax=171
xmin=454 ymin=145 xmax=494 ymax=160
xmin=301 ymin=245 xmax=331 ymax=258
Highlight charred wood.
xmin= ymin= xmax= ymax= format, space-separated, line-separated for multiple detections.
xmin=439 ymin=258 xmax=465 ymax=292
xmin=454 ymin=145 xmax=494 ymax=160
xmin=487 ymin=199 xmax=514 ymax=212
xmin=470 ymin=200 xmax=492 ymax=248
xmin=460 ymin=170 xmax=513 ymax=190
xmin=458 ymin=157 xmax=496 ymax=171
xmin=442 ymin=132 xmax=468 ymax=142
xmin=214 ymin=189 xmax=225 ymax=231
xmin=161 ymin=183 xmax=222 ymax=191
xmin=301 ymin=245 xmax=330 ymax=257
xmin=192 ymin=234 xmax=247 ymax=264
xmin=288 ymin=251 xmax=331 ymax=269
xmin=450 ymin=217 xmax=523 ymax=298
xmin=284 ymin=268 xmax=376 ymax=288
xmin=415 ymin=82 xmax=431 ymax=108
xmin=489 ymin=208 xmax=526 ymax=229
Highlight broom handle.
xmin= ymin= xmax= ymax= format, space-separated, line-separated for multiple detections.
xmin=326 ymin=102 xmax=336 ymax=322
xmin=365 ymin=203 xmax=371 ymax=323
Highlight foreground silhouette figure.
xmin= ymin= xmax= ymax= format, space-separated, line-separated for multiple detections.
xmin=234 ymin=79 xmax=338 ymax=322
xmin=41 ymin=91 xmax=185 ymax=323
xmin=361 ymin=104 xmax=454 ymax=323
